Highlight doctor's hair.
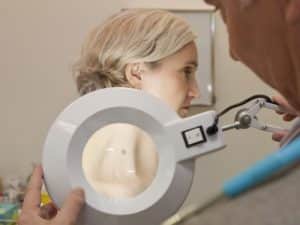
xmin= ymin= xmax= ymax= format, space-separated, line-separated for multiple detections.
xmin=73 ymin=9 xmax=196 ymax=96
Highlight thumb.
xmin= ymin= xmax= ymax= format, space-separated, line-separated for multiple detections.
xmin=57 ymin=188 xmax=85 ymax=224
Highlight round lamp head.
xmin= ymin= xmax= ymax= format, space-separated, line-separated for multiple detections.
xmin=43 ymin=88 xmax=225 ymax=225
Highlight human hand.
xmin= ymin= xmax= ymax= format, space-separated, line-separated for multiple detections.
xmin=18 ymin=165 xmax=85 ymax=225
xmin=272 ymin=95 xmax=299 ymax=142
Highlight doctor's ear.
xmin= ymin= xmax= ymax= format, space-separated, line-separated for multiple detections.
xmin=286 ymin=0 xmax=300 ymax=25
xmin=125 ymin=63 xmax=146 ymax=88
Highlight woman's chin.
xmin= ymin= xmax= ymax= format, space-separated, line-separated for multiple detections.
xmin=178 ymin=108 xmax=189 ymax=118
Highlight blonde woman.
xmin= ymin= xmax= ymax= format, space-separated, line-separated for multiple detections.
xmin=74 ymin=9 xmax=200 ymax=199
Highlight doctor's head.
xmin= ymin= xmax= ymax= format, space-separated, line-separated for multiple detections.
xmin=204 ymin=0 xmax=300 ymax=110
xmin=73 ymin=9 xmax=200 ymax=117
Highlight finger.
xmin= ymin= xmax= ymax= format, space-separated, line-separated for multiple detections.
xmin=272 ymin=95 xmax=298 ymax=115
xmin=39 ymin=202 xmax=58 ymax=220
xmin=283 ymin=113 xmax=297 ymax=121
xmin=272 ymin=95 xmax=287 ymax=114
xmin=272 ymin=132 xmax=287 ymax=142
xmin=272 ymin=95 xmax=287 ymax=106
xmin=23 ymin=165 xmax=43 ymax=212
xmin=57 ymin=188 xmax=85 ymax=224
xmin=276 ymin=111 xmax=284 ymax=115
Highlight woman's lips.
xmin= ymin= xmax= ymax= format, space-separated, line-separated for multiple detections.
xmin=180 ymin=106 xmax=190 ymax=115
xmin=181 ymin=106 xmax=190 ymax=110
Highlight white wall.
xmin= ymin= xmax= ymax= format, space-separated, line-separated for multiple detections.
xmin=0 ymin=1 xmax=285 ymax=208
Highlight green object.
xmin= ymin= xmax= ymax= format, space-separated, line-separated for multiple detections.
xmin=0 ymin=203 xmax=18 ymax=225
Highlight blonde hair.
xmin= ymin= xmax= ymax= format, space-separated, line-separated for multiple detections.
xmin=73 ymin=9 xmax=196 ymax=96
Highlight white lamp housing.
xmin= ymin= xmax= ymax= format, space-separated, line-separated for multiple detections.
xmin=43 ymin=87 xmax=225 ymax=225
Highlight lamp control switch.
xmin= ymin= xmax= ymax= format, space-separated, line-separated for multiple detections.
xmin=182 ymin=126 xmax=207 ymax=147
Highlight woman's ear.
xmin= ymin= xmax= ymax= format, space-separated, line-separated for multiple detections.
xmin=286 ymin=0 xmax=300 ymax=25
xmin=125 ymin=63 xmax=144 ymax=88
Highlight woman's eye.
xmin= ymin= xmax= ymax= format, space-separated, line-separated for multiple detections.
xmin=184 ymin=68 xmax=194 ymax=80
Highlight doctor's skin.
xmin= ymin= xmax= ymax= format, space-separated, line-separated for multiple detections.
xmin=204 ymin=0 xmax=300 ymax=112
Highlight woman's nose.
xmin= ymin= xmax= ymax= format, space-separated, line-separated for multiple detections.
xmin=188 ymin=81 xmax=200 ymax=99
xmin=204 ymin=0 xmax=219 ymax=8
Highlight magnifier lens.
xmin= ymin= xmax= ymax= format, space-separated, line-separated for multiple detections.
xmin=82 ymin=123 xmax=158 ymax=199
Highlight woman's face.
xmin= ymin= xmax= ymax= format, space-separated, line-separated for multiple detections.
xmin=140 ymin=42 xmax=199 ymax=117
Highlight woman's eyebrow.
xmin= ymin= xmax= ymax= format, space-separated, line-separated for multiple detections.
xmin=184 ymin=60 xmax=198 ymax=68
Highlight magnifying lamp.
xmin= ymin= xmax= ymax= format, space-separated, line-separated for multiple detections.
xmin=43 ymin=87 xmax=225 ymax=225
